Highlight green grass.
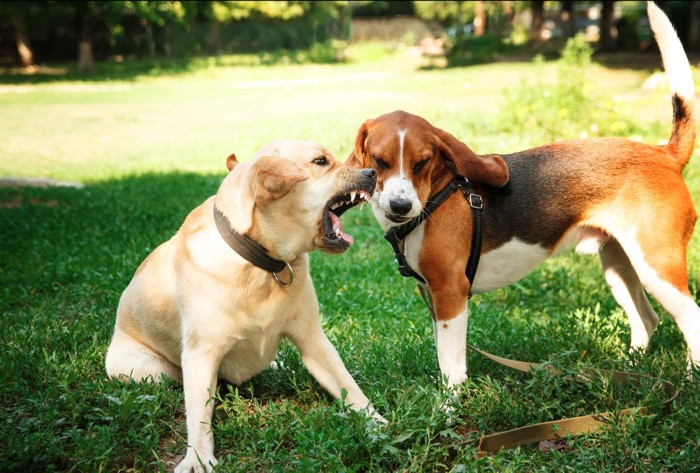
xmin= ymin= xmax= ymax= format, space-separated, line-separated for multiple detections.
xmin=2 ymin=48 xmax=700 ymax=472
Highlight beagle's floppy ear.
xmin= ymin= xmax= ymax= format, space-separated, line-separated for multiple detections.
xmin=226 ymin=153 xmax=239 ymax=172
xmin=249 ymin=155 xmax=309 ymax=206
xmin=345 ymin=119 xmax=373 ymax=169
xmin=432 ymin=126 xmax=509 ymax=187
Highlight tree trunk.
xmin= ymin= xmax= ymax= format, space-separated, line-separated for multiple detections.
xmin=205 ymin=21 xmax=221 ymax=54
xmin=77 ymin=40 xmax=95 ymax=74
xmin=12 ymin=17 xmax=36 ymax=69
xmin=560 ymin=0 xmax=575 ymax=40
xmin=599 ymin=1 xmax=616 ymax=51
xmin=16 ymin=34 xmax=36 ymax=68
xmin=689 ymin=1 xmax=700 ymax=51
xmin=530 ymin=0 xmax=545 ymax=42
xmin=76 ymin=6 xmax=96 ymax=74
xmin=145 ymin=21 xmax=156 ymax=58
xmin=503 ymin=1 xmax=515 ymax=31
xmin=474 ymin=1 xmax=486 ymax=37
xmin=162 ymin=25 xmax=172 ymax=57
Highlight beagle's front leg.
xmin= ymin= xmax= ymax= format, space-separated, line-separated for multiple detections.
xmin=427 ymin=276 xmax=470 ymax=389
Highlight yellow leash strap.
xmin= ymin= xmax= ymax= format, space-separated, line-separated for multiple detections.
xmin=416 ymin=285 xmax=677 ymax=454
xmin=467 ymin=344 xmax=678 ymax=456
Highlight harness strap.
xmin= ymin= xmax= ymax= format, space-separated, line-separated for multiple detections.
xmin=462 ymin=188 xmax=483 ymax=285
xmin=384 ymin=175 xmax=483 ymax=288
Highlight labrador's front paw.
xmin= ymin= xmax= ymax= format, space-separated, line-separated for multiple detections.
xmin=370 ymin=410 xmax=388 ymax=426
xmin=174 ymin=450 xmax=218 ymax=473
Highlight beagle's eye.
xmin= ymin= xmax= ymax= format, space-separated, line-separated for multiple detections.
xmin=373 ymin=156 xmax=390 ymax=170
xmin=312 ymin=155 xmax=329 ymax=166
xmin=413 ymin=159 xmax=430 ymax=174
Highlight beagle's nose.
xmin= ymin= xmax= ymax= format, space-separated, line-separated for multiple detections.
xmin=361 ymin=168 xmax=376 ymax=179
xmin=389 ymin=197 xmax=412 ymax=215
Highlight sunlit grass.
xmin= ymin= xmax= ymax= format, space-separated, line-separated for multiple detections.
xmin=0 ymin=48 xmax=674 ymax=182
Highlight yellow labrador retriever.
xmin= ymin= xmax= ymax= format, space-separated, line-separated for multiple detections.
xmin=105 ymin=140 xmax=381 ymax=472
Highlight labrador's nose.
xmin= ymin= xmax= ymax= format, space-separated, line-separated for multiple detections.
xmin=389 ymin=197 xmax=412 ymax=215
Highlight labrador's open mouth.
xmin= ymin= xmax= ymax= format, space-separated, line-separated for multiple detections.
xmin=321 ymin=190 xmax=371 ymax=251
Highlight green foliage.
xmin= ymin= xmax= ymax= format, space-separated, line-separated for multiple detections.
xmin=615 ymin=2 xmax=648 ymax=51
xmin=200 ymin=1 xmax=348 ymax=54
xmin=0 ymin=0 xmax=349 ymax=62
xmin=210 ymin=1 xmax=307 ymax=22
xmin=446 ymin=34 xmax=517 ymax=67
xmin=350 ymin=1 xmax=415 ymax=18
xmin=498 ymin=34 xmax=635 ymax=142
xmin=415 ymin=1 xmax=527 ymax=33
xmin=414 ymin=1 xmax=476 ymax=26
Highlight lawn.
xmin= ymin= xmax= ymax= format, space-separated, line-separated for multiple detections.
xmin=2 ymin=44 xmax=699 ymax=472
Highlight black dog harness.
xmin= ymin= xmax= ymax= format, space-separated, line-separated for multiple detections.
xmin=384 ymin=175 xmax=483 ymax=291
xmin=382 ymin=177 xmax=680 ymax=458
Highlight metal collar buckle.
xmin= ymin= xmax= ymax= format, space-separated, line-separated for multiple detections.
xmin=272 ymin=262 xmax=294 ymax=286
xmin=468 ymin=194 xmax=483 ymax=209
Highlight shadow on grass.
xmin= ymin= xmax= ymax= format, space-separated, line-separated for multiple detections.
xmin=433 ymin=34 xmax=698 ymax=72
xmin=0 ymin=44 xmax=346 ymax=85
xmin=0 ymin=57 xmax=223 ymax=85
xmin=0 ymin=172 xmax=223 ymax=306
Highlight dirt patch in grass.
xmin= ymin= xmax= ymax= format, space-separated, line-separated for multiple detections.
xmin=0 ymin=177 xmax=82 ymax=208
xmin=0 ymin=177 xmax=85 ymax=189
xmin=0 ymin=197 xmax=61 ymax=209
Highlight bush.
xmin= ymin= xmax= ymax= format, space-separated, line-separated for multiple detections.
xmin=446 ymin=34 xmax=517 ymax=66
xmin=498 ymin=33 xmax=634 ymax=142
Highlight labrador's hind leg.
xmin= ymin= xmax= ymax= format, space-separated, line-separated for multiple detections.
xmin=105 ymin=331 xmax=181 ymax=383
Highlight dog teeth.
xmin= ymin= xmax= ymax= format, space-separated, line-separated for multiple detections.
xmin=329 ymin=191 xmax=370 ymax=212
xmin=359 ymin=201 xmax=364 ymax=211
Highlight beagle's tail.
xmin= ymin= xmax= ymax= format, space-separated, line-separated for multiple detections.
xmin=648 ymin=1 xmax=696 ymax=168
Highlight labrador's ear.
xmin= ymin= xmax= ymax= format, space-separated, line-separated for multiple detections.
xmin=226 ymin=153 xmax=239 ymax=172
xmin=433 ymin=126 xmax=509 ymax=187
xmin=249 ymin=156 xmax=309 ymax=206
xmin=345 ymin=119 xmax=373 ymax=169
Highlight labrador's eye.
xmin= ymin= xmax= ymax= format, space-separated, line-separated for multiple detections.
xmin=413 ymin=159 xmax=430 ymax=174
xmin=312 ymin=156 xmax=328 ymax=166
xmin=373 ymin=156 xmax=390 ymax=170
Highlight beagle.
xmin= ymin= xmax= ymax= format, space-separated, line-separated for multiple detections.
xmin=347 ymin=2 xmax=699 ymax=388
xmin=106 ymin=140 xmax=382 ymax=472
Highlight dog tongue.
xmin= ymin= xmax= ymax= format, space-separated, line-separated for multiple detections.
xmin=329 ymin=211 xmax=354 ymax=245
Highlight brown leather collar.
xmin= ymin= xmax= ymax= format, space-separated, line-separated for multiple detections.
xmin=213 ymin=205 xmax=293 ymax=286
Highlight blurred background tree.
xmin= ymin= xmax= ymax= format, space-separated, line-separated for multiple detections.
xmin=0 ymin=1 xmax=698 ymax=72
xmin=0 ymin=1 xmax=348 ymax=70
